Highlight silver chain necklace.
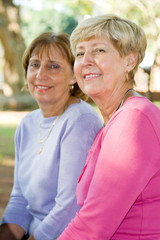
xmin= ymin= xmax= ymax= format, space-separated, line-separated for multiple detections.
xmin=38 ymin=116 xmax=60 ymax=154
xmin=117 ymin=88 xmax=134 ymax=111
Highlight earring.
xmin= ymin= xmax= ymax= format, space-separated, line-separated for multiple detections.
xmin=70 ymin=85 xmax=74 ymax=91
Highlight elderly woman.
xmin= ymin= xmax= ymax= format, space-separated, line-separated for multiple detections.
xmin=0 ymin=32 xmax=103 ymax=240
xmin=58 ymin=15 xmax=160 ymax=239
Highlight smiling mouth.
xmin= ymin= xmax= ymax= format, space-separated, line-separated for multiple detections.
xmin=84 ymin=74 xmax=101 ymax=79
xmin=36 ymin=85 xmax=51 ymax=90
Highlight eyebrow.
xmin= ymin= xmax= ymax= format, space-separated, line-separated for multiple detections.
xmin=76 ymin=42 xmax=107 ymax=49
xmin=29 ymin=57 xmax=61 ymax=64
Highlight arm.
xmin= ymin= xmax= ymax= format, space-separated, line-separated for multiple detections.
xmin=0 ymin=223 xmax=25 ymax=240
xmin=33 ymin=113 xmax=102 ymax=240
xmin=58 ymin=108 xmax=160 ymax=239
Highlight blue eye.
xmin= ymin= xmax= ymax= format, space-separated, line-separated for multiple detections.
xmin=50 ymin=64 xmax=59 ymax=69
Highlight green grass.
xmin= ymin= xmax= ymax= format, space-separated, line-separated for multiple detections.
xmin=154 ymin=101 xmax=160 ymax=108
xmin=0 ymin=125 xmax=16 ymax=164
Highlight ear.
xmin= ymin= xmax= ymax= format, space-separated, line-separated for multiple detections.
xmin=125 ymin=52 xmax=138 ymax=72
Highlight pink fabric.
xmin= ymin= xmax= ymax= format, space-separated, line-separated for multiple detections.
xmin=59 ymin=96 xmax=160 ymax=239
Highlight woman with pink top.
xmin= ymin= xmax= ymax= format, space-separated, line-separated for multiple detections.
xmin=58 ymin=14 xmax=160 ymax=239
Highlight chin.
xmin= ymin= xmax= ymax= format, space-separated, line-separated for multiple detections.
xmin=84 ymin=88 xmax=100 ymax=98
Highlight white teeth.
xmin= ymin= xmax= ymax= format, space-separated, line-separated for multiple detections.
xmin=85 ymin=74 xmax=100 ymax=79
xmin=37 ymin=86 xmax=49 ymax=89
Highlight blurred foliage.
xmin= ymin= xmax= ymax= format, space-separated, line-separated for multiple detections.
xmin=92 ymin=0 xmax=160 ymax=54
xmin=14 ymin=0 xmax=160 ymax=54
xmin=15 ymin=0 xmax=94 ymax=46
xmin=60 ymin=0 xmax=94 ymax=17
xmin=20 ymin=6 xmax=78 ymax=46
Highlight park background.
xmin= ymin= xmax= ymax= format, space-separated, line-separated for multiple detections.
xmin=0 ymin=0 xmax=160 ymax=218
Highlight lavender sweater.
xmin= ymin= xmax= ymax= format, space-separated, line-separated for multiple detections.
xmin=1 ymin=100 xmax=103 ymax=240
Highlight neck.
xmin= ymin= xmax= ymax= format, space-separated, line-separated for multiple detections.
xmin=91 ymin=85 xmax=135 ymax=124
xmin=39 ymin=96 xmax=79 ymax=117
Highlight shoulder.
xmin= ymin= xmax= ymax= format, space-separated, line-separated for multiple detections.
xmin=16 ymin=108 xmax=41 ymax=131
xmin=111 ymin=96 xmax=159 ymax=119
xmin=122 ymin=96 xmax=160 ymax=123
xmin=68 ymin=99 xmax=98 ymax=114
xmin=107 ymin=96 xmax=160 ymax=135
xmin=58 ymin=100 xmax=103 ymax=133
xmin=21 ymin=108 xmax=41 ymax=121
xmin=64 ymin=99 xmax=102 ymax=123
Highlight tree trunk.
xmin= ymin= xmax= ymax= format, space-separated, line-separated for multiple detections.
xmin=0 ymin=0 xmax=25 ymax=95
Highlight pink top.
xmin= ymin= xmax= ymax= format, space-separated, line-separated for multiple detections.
xmin=59 ymin=96 xmax=160 ymax=239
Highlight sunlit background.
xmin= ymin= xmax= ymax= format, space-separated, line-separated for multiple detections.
xmin=0 ymin=0 xmax=160 ymax=102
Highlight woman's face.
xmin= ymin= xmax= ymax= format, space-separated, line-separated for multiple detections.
xmin=74 ymin=37 xmax=129 ymax=98
xmin=27 ymin=45 xmax=75 ymax=107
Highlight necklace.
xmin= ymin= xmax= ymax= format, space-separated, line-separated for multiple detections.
xmin=38 ymin=116 xmax=60 ymax=154
xmin=117 ymin=88 xmax=134 ymax=111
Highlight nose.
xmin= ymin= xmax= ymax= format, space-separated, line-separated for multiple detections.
xmin=36 ymin=66 xmax=47 ymax=80
xmin=82 ymin=52 xmax=94 ymax=66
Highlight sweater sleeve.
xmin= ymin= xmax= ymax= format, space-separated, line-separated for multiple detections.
xmin=58 ymin=108 xmax=160 ymax=240
xmin=33 ymin=113 xmax=102 ymax=240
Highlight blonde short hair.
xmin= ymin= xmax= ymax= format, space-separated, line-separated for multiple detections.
xmin=70 ymin=14 xmax=147 ymax=83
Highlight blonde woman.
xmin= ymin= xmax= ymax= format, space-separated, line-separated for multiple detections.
xmin=58 ymin=15 xmax=160 ymax=239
